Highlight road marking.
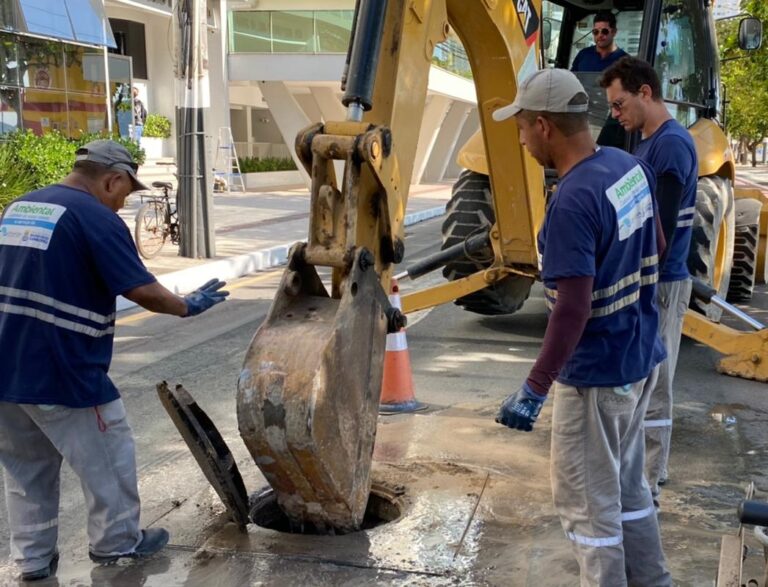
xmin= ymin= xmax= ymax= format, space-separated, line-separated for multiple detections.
xmin=116 ymin=270 xmax=282 ymax=326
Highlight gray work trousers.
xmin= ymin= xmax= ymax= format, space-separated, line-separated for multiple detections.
xmin=550 ymin=369 xmax=672 ymax=587
xmin=0 ymin=399 xmax=142 ymax=574
xmin=645 ymin=278 xmax=692 ymax=496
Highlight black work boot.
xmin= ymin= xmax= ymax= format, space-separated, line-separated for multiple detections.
xmin=20 ymin=552 xmax=59 ymax=582
xmin=89 ymin=528 xmax=170 ymax=565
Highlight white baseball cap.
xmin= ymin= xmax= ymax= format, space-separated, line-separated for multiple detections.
xmin=493 ymin=69 xmax=590 ymax=122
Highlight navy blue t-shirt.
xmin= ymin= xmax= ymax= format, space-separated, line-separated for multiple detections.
xmin=634 ymin=119 xmax=698 ymax=282
xmin=538 ymin=147 xmax=666 ymax=387
xmin=571 ymin=46 xmax=628 ymax=72
xmin=0 ymin=185 xmax=156 ymax=407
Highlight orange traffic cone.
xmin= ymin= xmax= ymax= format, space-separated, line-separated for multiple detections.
xmin=379 ymin=279 xmax=427 ymax=414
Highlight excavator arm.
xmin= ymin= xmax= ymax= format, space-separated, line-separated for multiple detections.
xmin=237 ymin=0 xmax=546 ymax=532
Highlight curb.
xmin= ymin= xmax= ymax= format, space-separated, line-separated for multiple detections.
xmin=117 ymin=204 xmax=446 ymax=312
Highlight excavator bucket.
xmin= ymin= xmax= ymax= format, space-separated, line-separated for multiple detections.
xmin=237 ymin=243 xmax=391 ymax=533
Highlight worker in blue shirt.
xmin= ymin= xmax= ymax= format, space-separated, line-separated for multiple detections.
xmin=601 ymin=57 xmax=698 ymax=509
xmin=572 ymin=11 xmax=630 ymax=149
xmin=571 ymin=11 xmax=628 ymax=73
xmin=0 ymin=140 xmax=229 ymax=581
xmin=493 ymin=69 xmax=671 ymax=586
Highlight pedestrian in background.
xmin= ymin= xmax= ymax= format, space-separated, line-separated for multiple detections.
xmin=493 ymin=69 xmax=671 ymax=586
xmin=132 ymin=87 xmax=147 ymax=146
xmin=0 ymin=140 xmax=228 ymax=581
xmin=601 ymin=56 xmax=698 ymax=508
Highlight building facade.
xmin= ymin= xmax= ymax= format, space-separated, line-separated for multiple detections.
xmin=0 ymin=0 xmax=479 ymax=185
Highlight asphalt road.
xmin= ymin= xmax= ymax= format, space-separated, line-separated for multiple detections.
xmin=1 ymin=214 xmax=768 ymax=586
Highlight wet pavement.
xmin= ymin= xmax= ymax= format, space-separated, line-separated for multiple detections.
xmin=2 ymin=168 xmax=768 ymax=585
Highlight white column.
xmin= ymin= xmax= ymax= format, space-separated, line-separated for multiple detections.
xmin=411 ymin=95 xmax=451 ymax=185
xmin=310 ymin=86 xmax=346 ymax=183
xmin=310 ymin=86 xmax=346 ymax=121
xmin=259 ymin=81 xmax=311 ymax=187
xmin=245 ymin=106 xmax=254 ymax=157
xmin=422 ymin=101 xmax=472 ymax=183
xmin=205 ymin=0 xmax=231 ymax=167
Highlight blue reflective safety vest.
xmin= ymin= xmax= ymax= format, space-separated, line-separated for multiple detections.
xmin=538 ymin=147 xmax=667 ymax=387
xmin=0 ymin=185 xmax=156 ymax=407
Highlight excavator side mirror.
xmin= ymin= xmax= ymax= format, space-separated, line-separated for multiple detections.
xmin=738 ymin=17 xmax=762 ymax=51
xmin=542 ymin=18 xmax=552 ymax=52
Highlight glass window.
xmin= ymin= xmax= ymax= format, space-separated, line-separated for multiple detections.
xmin=542 ymin=1 xmax=564 ymax=66
xmin=569 ymin=11 xmax=643 ymax=67
xmin=66 ymin=45 xmax=87 ymax=92
xmin=18 ymin=0 xmax=74 ymax=41
xmin=19 ymin=39 xmax=66 ymax=90
xmin=68 ymin=92 xmax=107 ymax=138
xmin=230 ymin=11 xmax=271 ymax=53
xmin=0 ymin=86 xmax=21 ymax=134
xmin=0 ymin=34 xmax=19 ymax=85
xmin=315 ymin=11 xmax=352 ymax=53
xmin=22 ymin=88 xmax=69 ymax=135
xmin=64 ymin=0 xmax=116 ymax=48
xmin=0 ymin=0 xmax=19 ymax=31
xmin=271 ymin=12 xmax=314 ymax=53
xmin=432 ymin=38 xmax=471 ymax=78
xmin=655 ymin=0 xmax=712 ymax=125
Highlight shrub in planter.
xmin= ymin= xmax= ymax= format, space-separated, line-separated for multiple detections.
xmin=1 ymin=130 xmax=147 ymax=194
xmin=143 ymin=114 xmax=172 ymax=139
xmin=77 ymin=132 xmax=146 ymax=166
xmin=6 ymin=130 xmax=77 ymax=188
xmin=238 ymin=156 xmax=297 ymax=173
xmin=0 ymin=143 xmax=35 ymax=211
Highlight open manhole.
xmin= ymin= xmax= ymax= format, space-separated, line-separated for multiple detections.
xmin=249 ymin=482 xmax=404 ymax=535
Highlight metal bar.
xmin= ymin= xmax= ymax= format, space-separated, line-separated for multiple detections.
xmin=165 ymin=543 xmax=448 ymax=577
xmin=397 ymin=231 xmax=490 ymax=281
xmin=453 ymin=472 xmax=490 ymax=560
xmin=711 ymin=297 xmax=765 ymax=331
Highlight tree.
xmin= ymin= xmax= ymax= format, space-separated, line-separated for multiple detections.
xmin=718 ymin=0 xmax=768 ymax=166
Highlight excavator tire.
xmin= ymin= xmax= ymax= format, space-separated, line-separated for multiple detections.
xmin=687 ymin=175 xmax=735 ymax=321
xmin=441 ymin=170 xmax=534 ymax=315
xmin=726 ymin=198 xmax=762 ymax=303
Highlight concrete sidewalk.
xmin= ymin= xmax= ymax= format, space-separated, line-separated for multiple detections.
xmin=117 ymin=183 xmax=452 ymax=310
xmin=735 ymin=163 xmax=768 ymax=192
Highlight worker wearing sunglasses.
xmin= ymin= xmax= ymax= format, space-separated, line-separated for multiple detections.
xmin=571 ymin=11 xmax=628 ymax=73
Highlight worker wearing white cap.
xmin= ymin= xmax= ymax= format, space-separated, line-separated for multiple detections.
xmin=494 ymin=69 xmax=672 ymax=587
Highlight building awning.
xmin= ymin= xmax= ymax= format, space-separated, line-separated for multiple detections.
xmin=8 ymin=0 xmax=117 ymax=48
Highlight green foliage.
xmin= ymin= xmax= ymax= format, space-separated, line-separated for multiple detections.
xmin=78 ymin=132 xmax=146 ymax=166
xmin=431 ymin=56 xmax=473 ymax=79
xmin=0 ymin=143 xmax=36 ymax=211
xmin=143 ymin=114 xmax=172 ymax=138
xmin=238 ymin=156 xmax=297 ymax=173
xmin=718 ymin=0 xmax=768 ymax=163
xmin=0 ymin=130 xmax=146 ymax=194
xmin=6 ymin=130 xmax=77 ymax=188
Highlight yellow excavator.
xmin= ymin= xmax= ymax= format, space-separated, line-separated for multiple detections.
xmin=230 ymin=0 xmax=765 ymax=536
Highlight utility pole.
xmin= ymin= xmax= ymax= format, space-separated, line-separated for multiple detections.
xmin=173 ymin=0 xmax=215 ymax=258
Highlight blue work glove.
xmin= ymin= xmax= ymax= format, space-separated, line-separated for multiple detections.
xmin=496 ymin=382 xmax=547 ymax=432
xmin=183 ymin=278 xmax=229 ymax=317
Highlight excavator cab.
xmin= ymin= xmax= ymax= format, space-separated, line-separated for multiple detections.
xmin=447 ymin=0 xmax=760 ymax=319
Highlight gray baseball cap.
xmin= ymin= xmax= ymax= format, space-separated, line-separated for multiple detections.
xmin=493 ymin=69 xmax=589 ymax=122
xmin=75 ymin=140 xmax=149 ymax=192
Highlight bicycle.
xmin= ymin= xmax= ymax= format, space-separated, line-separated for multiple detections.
xmin=134 ymin=181 xmax=180 ymax=259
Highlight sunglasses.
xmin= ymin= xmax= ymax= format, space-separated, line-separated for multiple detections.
xmin=608 ymin=95 xmax=635 ymax=113
xmin=592 ymin=28 xmax=611 ymax=36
